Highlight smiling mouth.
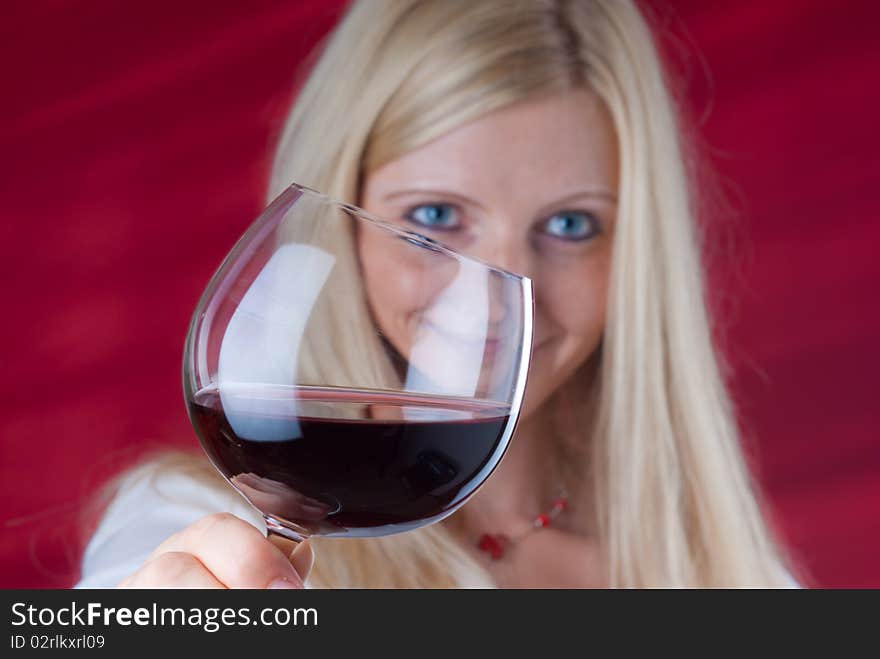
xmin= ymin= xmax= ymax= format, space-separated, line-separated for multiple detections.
xmin=418 ymin=318 xmax=511 ymax=352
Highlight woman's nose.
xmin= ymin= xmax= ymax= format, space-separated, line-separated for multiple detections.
xmin=465 ymin=233 xmax=534 ymax=328
xmin=468 ymin=230 xmax=533 ymax=280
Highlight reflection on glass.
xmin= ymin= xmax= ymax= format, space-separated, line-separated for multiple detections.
xmin=183 ymin=183 xmax=532 ymax=544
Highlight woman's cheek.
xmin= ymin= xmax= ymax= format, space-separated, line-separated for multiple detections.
xmin=540 ymin=257 xmax=608 ymax=338
xmin=357 ymin=228 xmax=457 ymax=359
xmin=359 ymin=233 xmax=415 ymax=350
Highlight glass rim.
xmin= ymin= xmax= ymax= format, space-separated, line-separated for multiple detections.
xmin=283 ymin=181 xmax=531 ymax=283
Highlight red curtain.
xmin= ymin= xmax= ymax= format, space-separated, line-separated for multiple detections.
xmin=1 ymin=0 xmax=877 ymax=587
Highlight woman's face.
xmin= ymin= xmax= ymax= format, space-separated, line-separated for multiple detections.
xmin=358 ymin=89 xmax=618 ymax=417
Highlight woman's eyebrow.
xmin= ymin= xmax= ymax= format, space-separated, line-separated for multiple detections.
xmin=542 ymin=189 xmax=618 ymax=208
xmin=381 ymin=188 xmax=488 ymax=212
xmin=381 ymin=187 xmax=618 ymax=213
xmin=535 ymin=189 xmax=618 ymax=224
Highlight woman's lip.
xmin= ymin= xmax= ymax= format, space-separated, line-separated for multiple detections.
xmin=420 ymin=318 xmax=509 ymax=347
xmin=417 ymin=315 xmax=552 ymax=359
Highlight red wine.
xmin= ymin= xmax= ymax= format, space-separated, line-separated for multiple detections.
xmin=187 ymin=384 xmax=511 ymax=537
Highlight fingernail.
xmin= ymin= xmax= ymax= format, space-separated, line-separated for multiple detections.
xmin=268 ymin=577 xmax=301 ymax=589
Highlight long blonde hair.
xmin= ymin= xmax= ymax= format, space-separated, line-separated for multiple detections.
xmin=120 ymin=0 xmax=796 ymax=587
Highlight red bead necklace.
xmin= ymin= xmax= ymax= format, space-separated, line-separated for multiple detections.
xmin=477 ymin=494 xmax=569 ymax=561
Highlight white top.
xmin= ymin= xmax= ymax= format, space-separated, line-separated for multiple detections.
xmin=75 ymin=462 xmax=802 ymax=589
xmin=74 ymin=465 xmax=264 ymax=589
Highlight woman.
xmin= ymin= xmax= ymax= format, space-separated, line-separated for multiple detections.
xmin=76 ymin=0 xmax=798 ymax=588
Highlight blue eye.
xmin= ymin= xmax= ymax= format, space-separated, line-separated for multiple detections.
xmin=405 ymin=204 xmax=460 ymax=231
xmin=543 ymin=211 xmax=599 ymax=241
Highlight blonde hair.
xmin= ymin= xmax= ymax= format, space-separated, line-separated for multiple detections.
xmin=115 ymin=0 xmax=797 ymax=587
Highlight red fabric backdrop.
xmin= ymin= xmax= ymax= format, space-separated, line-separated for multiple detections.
xmin=1 ymin=1 xmax=877 ymax=588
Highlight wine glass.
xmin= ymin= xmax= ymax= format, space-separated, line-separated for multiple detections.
xmin=182 ymin=183 xmax=533 ymax=548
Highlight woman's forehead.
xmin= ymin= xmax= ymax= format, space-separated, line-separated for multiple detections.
xmin=363 ymin=90 xmax=618 ymax=211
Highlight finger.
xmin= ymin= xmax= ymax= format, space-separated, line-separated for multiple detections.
xmin=266 ymin=533 xmax=299 ymax=558
xmin=267 ymin=536 xmax=314 ymax=582
xmin=150 ymin=513 xmax=304 ymax=589
xmin=289 ymin=540 xmax=314 ymax=583
xmin=120 ymin=552 xmax=225 ymax=589
xmin=268 ymin=533 xmax=315 ymax=583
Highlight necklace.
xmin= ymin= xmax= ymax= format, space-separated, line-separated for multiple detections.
xmin=476 ymin=491 xmax=569 ymax=561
